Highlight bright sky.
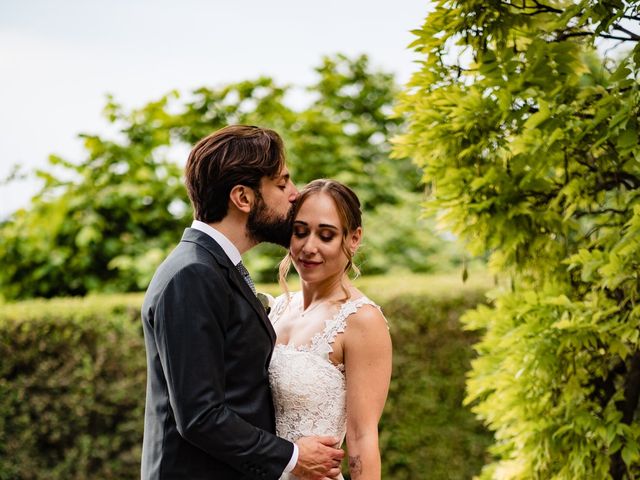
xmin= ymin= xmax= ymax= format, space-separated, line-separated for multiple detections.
xmin=0 ymin=0 xmax=429 ymax=218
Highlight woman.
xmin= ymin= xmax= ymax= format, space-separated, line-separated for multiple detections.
xmin=268 ymin=179 xmax=392 ymax=480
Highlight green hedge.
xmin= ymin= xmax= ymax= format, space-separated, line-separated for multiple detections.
xmin=0 ymin=273 xmax=493 ymax=479
xmin=0 ymin=295 xmax=145 ymax=479
xmin=377 ymin=292 xmax=493 ymax=479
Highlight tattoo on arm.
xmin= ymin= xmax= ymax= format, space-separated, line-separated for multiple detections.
xmin=349 ymin=455 xmax=362 ymax=478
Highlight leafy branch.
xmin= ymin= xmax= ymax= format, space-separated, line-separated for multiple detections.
xmin=500 ymin=0 xmax=563 ymax=15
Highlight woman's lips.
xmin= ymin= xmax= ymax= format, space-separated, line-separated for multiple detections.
xmin=299 ymin=259 xmax=322 ymax=268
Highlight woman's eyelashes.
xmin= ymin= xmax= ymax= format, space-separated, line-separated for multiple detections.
xmin=292 ymin=228 xmax=336 ymax=242
xmin=292 ymin=228 xmax=309 ymax=239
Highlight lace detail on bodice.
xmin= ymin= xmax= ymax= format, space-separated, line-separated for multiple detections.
xmin=268 ymin=294 xmax=380 ymax=480
xmin=271 ymin=294 xmax=379 ymax=361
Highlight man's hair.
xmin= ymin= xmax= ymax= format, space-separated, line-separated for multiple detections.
xmin=184 ymin=125 xmax=286 ymax=223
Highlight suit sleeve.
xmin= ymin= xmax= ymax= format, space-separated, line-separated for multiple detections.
xmin=154 ymin=262 xmax=293 ymax=479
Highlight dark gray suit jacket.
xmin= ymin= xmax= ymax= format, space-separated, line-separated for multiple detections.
xmin=141 ymin=228 xmax=293 ymax=479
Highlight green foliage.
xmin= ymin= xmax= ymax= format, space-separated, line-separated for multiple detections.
xmin=0 ymin=273 xmax=493 ymax=479
xmin=285 ymin=54 xmax=422 ymax=208
xmin=0 ymin=295 xmax=145 ymax=479
xmin=377 ymin=290 xmax=493 ymax=480
xmin=395 ymin=1 xmax=640 ymax=478
xmin=0 ymin=97 xmax=191 ymax=299
xmin=359 ymin=192 xmax=463 ymax=274
xmin=0 ymin=54 xmax=457 ymax=299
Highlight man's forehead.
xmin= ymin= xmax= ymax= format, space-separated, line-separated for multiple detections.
xmin=274 ymin=166 xmax=290 ymax=179
xmin=261 ymin=166 xmax=290 ymax=185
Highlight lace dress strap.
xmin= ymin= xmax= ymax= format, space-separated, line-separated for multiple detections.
xmin=312 ymin=296 xmax=381 ymax=357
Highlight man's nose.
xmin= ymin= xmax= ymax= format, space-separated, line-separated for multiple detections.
xmin=288 ymin=185 xmax=299 ymax=203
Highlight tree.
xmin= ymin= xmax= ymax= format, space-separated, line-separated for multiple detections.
xmin=286 ymin=54 xmax=422 ymax=207
xmin=0 ymin=54 xmax=455 ymax=300
xmin=395 ymin=1 xmax=640 ymax=478
xmin=0 ymin=134 xmax=187 ymax=299
xmin=281 ymin=54 xmax=450 ymax=277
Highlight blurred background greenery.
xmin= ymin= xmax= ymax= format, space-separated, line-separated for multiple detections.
xmin=0 ymin=53 xmax=469 ymax=301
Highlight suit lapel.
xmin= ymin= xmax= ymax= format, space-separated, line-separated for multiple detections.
xmin=180 ymin=228 xmax=277 ymax=345
xmin=226 ymin=267 xmax=277 ymax=344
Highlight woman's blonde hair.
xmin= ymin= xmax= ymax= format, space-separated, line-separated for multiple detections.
xmin=278 ymin=179 xmax=362 ymax=299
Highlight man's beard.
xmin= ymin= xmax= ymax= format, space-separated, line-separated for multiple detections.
xmin=247 ymin=195 xmax=294 ymax=248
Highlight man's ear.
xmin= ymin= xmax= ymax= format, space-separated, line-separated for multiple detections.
xmin=229 ymin=185 xmax=255 ymax=214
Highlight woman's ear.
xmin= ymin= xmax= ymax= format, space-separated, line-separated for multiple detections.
xmin=349 ymin=227 xmax=363 ymax=254
xmin=229 ymin=185 xmax=255 ymax=214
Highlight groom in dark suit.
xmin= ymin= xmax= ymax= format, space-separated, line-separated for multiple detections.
xmin=141 ymin=125 xmax=343 ymax=479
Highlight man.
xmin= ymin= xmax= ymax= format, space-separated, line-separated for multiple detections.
xmin=141 ymin=125 xmax=344 ymax=479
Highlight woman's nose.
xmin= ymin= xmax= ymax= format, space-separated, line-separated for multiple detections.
xmin=302 ymin=237 xmax=318 ymax=254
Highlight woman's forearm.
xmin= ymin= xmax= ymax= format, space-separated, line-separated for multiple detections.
xmin=345 ymin=433 xmax=381 ymax=480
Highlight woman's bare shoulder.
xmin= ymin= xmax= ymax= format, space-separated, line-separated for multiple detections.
xmin=346 ymin=293 xmax=389 ymax=336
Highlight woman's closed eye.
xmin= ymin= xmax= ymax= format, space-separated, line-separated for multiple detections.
xmin=292 ymin=228 xmax=335 ymax=242
xmin=319 ymin=233 xmax=335 ymax=242
xmin=293 ymin=228 xmax=309 ymax=238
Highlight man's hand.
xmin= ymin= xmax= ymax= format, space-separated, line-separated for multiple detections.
xmin=292 ymin=436 xmax=344 ymax=480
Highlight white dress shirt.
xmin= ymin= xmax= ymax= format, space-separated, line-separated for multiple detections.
xmin=190 ymin=220 xmax=299 ymax=474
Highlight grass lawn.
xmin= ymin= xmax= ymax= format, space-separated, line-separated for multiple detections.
xmin=257 ymin=268 xmax=494 ymax=300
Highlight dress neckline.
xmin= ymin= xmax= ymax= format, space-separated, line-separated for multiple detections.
xmin=276 ymin=292 xmax=373 ymax=351
xmin=273 ymin=292 xmax=379 ymax=374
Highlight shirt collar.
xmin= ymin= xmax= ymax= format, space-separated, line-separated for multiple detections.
xmin=190 ymin=220 xmax=242 ymax=266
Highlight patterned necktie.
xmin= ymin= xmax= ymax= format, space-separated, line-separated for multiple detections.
xmin=235 ymin=261 xmax=257 ymax=295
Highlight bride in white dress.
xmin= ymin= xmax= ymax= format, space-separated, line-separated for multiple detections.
xmin=268 ymin=179 xmax=392 ymax=480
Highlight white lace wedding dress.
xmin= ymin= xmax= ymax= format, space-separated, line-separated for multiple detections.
xmin=268 ymin=293 xmax=380 ymax=480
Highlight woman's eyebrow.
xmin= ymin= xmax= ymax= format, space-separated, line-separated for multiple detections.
xmin=319 ymin=224 xmax=339 ymax=230
xmin=293 ymin=220 xmax=339 ymax=231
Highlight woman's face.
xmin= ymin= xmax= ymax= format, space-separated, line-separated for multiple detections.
xmin=290 ymin=192 xmax=361 ymax=284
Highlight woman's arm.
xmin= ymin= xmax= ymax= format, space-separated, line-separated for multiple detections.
xmin=343 ymin=305 xmax=392 ymax=480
